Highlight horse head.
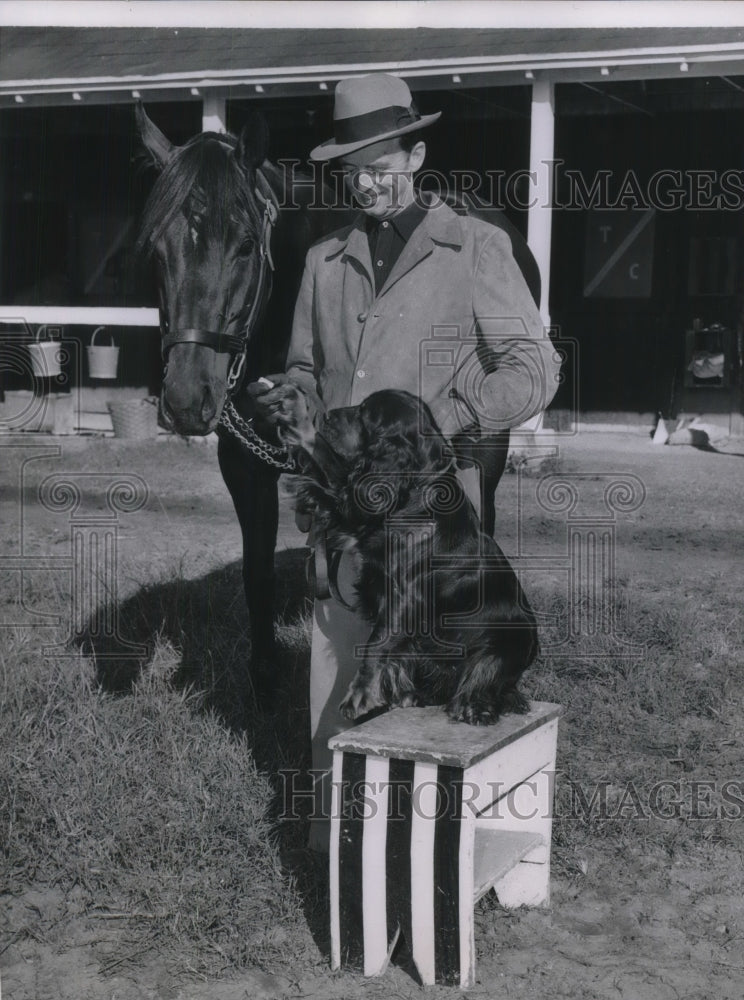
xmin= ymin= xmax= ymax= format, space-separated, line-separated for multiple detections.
xmin=136 ymin=104 xmax=276 ymax=435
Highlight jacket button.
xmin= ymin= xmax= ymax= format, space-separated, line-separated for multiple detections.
xmin=357 ymin=312 xmax=367 ymax=323
xmin=356 ymin=369 xmax=366 ymax=379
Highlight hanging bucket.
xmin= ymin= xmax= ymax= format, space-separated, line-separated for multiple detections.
xmin=87 ymin=326 xmax=120 ymax=379
xmin=107 ymin=397 xmax=158 ymax=439
xmin=28 ymin=326 xmax=62 ymax=377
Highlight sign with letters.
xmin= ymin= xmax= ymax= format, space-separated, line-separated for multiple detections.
xmin=583 ymin=208 xmax=655 ymax=298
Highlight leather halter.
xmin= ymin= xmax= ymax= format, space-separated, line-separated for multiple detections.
xmin=160 ymin=166 xmax=280 ymax=396
xmin=307 ymin=533 xmax=357 ymax=612
xmin=161 ymin=328 xmax=245 ymax=354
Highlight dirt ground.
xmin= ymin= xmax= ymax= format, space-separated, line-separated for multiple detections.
xmin=2 ymin=427 xmax=743 ymax=1000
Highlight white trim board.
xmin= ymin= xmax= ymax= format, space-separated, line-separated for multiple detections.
xmin=0 ymin=307 xmax=159 ymax=328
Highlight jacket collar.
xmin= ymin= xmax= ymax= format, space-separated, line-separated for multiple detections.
xmin=366 ymin=199 xmax=427 ymax=243
xmin=326 ymin=194 xmax=464 ymax=262
xmin=326 ymin=195 xmax=464 ymax=293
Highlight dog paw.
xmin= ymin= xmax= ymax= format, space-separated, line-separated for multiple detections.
xmin=447 ymin=687 xmax=529 ymax=725
xmin=339 ymin=683 xmax=384 ymax=720
xmin=446 ymin=697 xmax=498 ymax=726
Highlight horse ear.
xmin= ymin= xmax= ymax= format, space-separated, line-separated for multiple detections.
xmin=235 ymin=112 xmax=270 ymax=175
xmin=135 ymin=102 xmax=175 ymax=170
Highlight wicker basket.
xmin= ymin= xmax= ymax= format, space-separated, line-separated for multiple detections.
xmin=107 ymin=397 xmax=158 ymax=439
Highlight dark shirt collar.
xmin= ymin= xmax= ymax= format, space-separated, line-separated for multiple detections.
xmin=366 ymin=199 xmax=427 ymax=242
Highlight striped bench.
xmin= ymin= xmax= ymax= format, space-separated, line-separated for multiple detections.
xmin=328 ymin=701 xmax=561 ymax=988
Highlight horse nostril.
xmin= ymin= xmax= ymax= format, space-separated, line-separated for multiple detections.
xmin=201 ymin=386 xmax=216 ymax=424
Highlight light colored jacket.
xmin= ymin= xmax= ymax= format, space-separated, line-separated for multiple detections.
xmin=286 ymin=199 xmax=559 ymax=437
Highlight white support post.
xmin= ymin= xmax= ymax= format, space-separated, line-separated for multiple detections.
xmin=202 ymin=93 xmax=226 ymax=134
xmin=527 ymin=78 xmax=555 ymax=330
xmin=516 ymin=77 xmax=557 ymax=440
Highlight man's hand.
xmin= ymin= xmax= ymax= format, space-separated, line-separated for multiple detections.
xmin=246 ymin=376 xmax=317 ymax=454
xmin=245 ymin=374 xmax=291 ymax=425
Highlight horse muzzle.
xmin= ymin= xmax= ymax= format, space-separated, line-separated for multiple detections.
xmin=158 ymin=338 xmax=232 ymax=435
xmin=160 ymin=376 xmax=226 ymax=436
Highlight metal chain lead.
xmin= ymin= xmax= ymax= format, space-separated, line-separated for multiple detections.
xmin=222 ymin=399 xmax=287 ymax=457
xmin=219 ymin=399 xmax=296 ymax=472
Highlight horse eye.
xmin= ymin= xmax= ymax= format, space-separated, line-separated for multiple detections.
xmin=237 ymin=237 xmax=254 ymax=256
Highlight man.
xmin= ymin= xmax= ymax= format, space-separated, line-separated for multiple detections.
xmin=253 ymin=74 xmax=560 ymax=849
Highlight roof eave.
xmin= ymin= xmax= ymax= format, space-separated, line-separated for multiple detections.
xmin=5 ymin=44 xmax=744 ymax=105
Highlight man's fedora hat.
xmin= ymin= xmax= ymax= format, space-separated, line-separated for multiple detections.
xmin=310 ymin=73 xmax=440 ymax=162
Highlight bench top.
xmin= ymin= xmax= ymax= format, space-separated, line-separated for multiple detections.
xmin=327 ymin=701 xmax=561 ymax=768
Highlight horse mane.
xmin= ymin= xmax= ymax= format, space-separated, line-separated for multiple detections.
xmin=136 ymin=131 xmax=263 ymax=258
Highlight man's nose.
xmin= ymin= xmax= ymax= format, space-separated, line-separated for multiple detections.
xmin=356 ymin=171 xmax=377 ymax=192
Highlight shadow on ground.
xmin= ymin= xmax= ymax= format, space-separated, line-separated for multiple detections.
xmin=76 ymin=545 xmax=334 ymax=958
xmin=79 ymin=547 xmax=307 ymax=696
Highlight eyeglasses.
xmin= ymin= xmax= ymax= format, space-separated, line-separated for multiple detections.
xmin=338 ymin=154 xmax=411 ymax=183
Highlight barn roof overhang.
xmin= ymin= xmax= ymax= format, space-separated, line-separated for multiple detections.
xmin=3 ymin=26 xmax=744 ymax=107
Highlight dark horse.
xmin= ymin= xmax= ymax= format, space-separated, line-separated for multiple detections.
xmin=135 ymin=105 xmax=338 ymax=703
xmin=135 ymin=104 xmax=541 ymax=707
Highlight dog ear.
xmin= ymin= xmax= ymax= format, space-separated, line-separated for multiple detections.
xmin=366 ymin=424 xmax=452 ymax=485
xmin=365 ymin=431 xmax=420 ymax=474
xmin=345 ymin=460 xmax=409 ymax=522
xmin=416 ymin=425 xmax=453 ymax=472
xmin=345 ymin=436 xmax=415 ymax=520
xmin=361 ymin=394 xmax=451 ymax=473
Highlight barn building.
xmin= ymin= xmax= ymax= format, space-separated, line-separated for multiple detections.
xmin=1 ymin=24 xmax=743 ymax=433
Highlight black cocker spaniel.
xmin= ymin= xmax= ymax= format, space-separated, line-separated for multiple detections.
xmin=282 ymin=387 xmax=538 ymax=725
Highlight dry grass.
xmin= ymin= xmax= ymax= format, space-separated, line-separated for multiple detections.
xmin=524 ymin=579 xmax=743 ymax=875
xmin=2 ymin=437 xmax=744 ymax=989
xmin=4 ymin=557 xmax=741 ymax=979
xmin=0 ymin=582 xmax=316 ymax=977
